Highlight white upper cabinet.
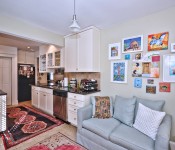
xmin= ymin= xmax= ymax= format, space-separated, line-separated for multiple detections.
xmin=65 ymin=26 xmax=100 ymax=72
xmin=18 ymin=50 xmax=35 ymax=64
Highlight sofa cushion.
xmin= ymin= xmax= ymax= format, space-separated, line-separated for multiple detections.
xmin=133 ymin=103 xmax=166 ymax=140
xmin=91 ymin=96 xmax=113 ymax=118
xmin=109 ymin=123 xmax=155 ymax=150
xmin=113 ymin=95 xmax=136 ymax=127
xmin=82 ymin=118 xmax=121 ymax=140
xmin=134 ymin=96 xmax=165 ymax=119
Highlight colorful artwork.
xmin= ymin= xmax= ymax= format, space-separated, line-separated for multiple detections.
xmin=111 ymin=61 xmax=127 ymax=83
xmin=147 ymin=79 xmax=154 ymax=84
xmin=171 ymin=43 xmax=175 ymax=52
xmin=133 ymin=53 xmax=142 ymax=61
xmin=122 ymin=35 xmax=143 ymax=53
xmin=125 ymin=54 xmax=130 ymax=60
xmin=163 ymin=55 xmax=175 ymax=82
xmin=146 ymin=86 xmax=156 ymax=94
xmin=159 ymin=82 xmax=171 ymax=92
xmin=108 ymin=43 xmax=121 ymax=60
xmin=132 ymin=62 xmax=142 ymax=77
xmin=148 ymin=32 xmax=169 ymax=51
xmin=134 ymin=78 xmax=142 ymax=88
xmin=142 ymin=62 xmax=151 ymax=77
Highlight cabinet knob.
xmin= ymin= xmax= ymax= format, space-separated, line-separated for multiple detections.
xmin=74 ymin=102 xmax=76 ymax=104
xmin=74 ymin=96 xmax=76 ymax=98
xmin=74 ymin=118 xmax=76 ymax=120
xmin=74 ymin=109 xmax=76 ymax=111
xmin=44 ymin=95 xmax=46 ymax=96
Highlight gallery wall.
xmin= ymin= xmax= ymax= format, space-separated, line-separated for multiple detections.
xmin=100 ymin=6 xmax=175 ymax=137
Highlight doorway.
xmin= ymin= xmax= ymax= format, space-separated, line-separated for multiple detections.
xmin=0 ymin=57 xmax=12 ymax=105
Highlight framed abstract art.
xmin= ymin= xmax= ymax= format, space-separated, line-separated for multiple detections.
xmin=111 ymin=60 xmax=128 ymax=83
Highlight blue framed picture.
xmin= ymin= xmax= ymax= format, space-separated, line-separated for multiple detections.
xmin=134 ymin=78 xmax=142 ymax=88
xmin=125 ymin=54 xmax=130 ymax=60
xmin=111 ymin=60 xmax=128 ymax=83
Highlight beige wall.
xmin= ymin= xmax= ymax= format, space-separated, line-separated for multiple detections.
xmin=100 ymin=7 xmax=175 ymax=136
xmin=0 ymin=14 xmax=64 ymax=47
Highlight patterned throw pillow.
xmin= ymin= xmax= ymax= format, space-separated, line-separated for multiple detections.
xmin=92 ymin=96 xmax=112 ymax=119
xmin=133 ymin=103 xmax=166 ymax=140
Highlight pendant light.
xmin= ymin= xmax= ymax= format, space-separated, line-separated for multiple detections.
xmin=69 ymin=0 xmax=80 ymax=32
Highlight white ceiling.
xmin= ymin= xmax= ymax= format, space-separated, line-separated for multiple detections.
xmin=0 ymin=0 xmax=175 ymax=36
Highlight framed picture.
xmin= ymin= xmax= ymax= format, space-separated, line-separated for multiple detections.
xmin=148 ymin=32 xmax=169 ymax=51
xmin=125 ymin=54 xmax=130 ymax=60
xmin=146 ymin=85 xmax=156 ymax=94
xmin=159 ymin=82 xmax=171 ymax=92
xmin=133 ymin=52 xmax=142 ymax=61
xmin=132 ymin=62 xmax=142 ymax=77
xmin=111 ymin=60 xmax=128 ymax=83
xmin=134 ymin=78 xmax=142 ymax=88
xmin=163 ymin=54 xmax=175 ymax=82
xmin=171 ymin=43 xmax=175 ymax=52
xmin=108 ymin=43 xmax=121 ymax=60
xmin=147 ymin=79 xmax=154 ymax=84
xmin=122 ymin=35 xmax=143 ymax=53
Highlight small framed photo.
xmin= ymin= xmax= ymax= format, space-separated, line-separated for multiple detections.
xmin=125 ymin=54 xmax=130 ymax=60
xmin=134 ymin=78 xmax=142 ymax=88
xmin=133 ymin=53 xmax=142 ymax=61
xmin=159 ymin=82 xmax=170 ymax=92
xmin=111 ymin=60 xmax=128 ymax=83
xmin=122 ymin=35 xmax=143 ymax=53
xmin=146 ymin=85 xmax=156 ymax=94
xmin=163 ymin=54 xmax=175 ymax=82
xmin=171 ymin=43 xmax=175 ymax=52
xmin=108 ymin=43 xmax=121 ymax=60
xmin=147 ymin=79 xmax=154 ymax=84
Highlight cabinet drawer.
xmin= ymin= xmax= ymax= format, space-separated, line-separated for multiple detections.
xmin=68 ymin=104 xmax=79 ymax=113
xmin=39 ymin=87 xmax=53 ymax=94
xmin=32 ymin=86 xmax=39 ymax=90
xmin=68 ymin=93 xmax=84 ymax=101
xmin=68 ymin=111 xmax=77 ymax=126
xmin=68 ymin=99 xmax=85 ymax=107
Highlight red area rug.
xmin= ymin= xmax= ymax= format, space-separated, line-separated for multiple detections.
xmin=3 ymin=105 xmax=63 ymax=149
xmin=27 ymin=132 xmax=86 ymax=150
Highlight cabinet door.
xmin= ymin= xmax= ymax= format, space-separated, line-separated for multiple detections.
xmin=18 ymin=50 xmax=26 ymax=64
xmin=77 ymin=29 xmax=93 ymax=71
xmin=39 ymin=91 xmax=47 ymax=110
xmin=46 ymin=93 xmax=53 ymax=115
xmin=54 ymin=51 xmax=61 ymax=67
xmin=32 ymin=90 xmax=38 ymax=107
xmin=39 ymin=54 xmax=47 ymax=72
xmin=26 ymin=52 xmax=35 ymax=64
xmin=65 ymin=34 xmax=77 ymax=72
xmin=47 ymin=53 xmax=53 ymax=67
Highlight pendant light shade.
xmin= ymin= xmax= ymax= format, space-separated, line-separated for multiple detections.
xmin=69 ymin=0 xmax=80 ymax=32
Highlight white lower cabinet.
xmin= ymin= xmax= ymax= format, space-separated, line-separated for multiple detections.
xmin=67 ymin=92 xmax=100 ymax=126
xmin=32 ymin=86 xmax=53 ymax=115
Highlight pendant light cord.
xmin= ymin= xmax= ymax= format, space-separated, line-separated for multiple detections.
xmin=74 ymin=0 xmax=75 ymax=15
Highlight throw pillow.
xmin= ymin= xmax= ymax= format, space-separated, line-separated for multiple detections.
xmin=113 ymin=95 xmax=136 ymax=127
xmin=133 ymin=103 xmax=166 ymax=140
xmin=133 ymin=96 xmax=165 ymax=120
xmin=91 ymin=96 xmax=113 ymax=119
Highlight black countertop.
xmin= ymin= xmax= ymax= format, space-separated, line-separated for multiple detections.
xmin=0 ymin=90 xmax=7 ymax=95
xmin=31 ymin=84 xmax=100 ymax=95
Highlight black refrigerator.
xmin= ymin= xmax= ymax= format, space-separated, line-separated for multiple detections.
xmin=18 ymin=64 xmax=35 ymax=102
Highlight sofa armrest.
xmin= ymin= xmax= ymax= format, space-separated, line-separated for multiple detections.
xmin=77 ymin=104 xmax=93 ymax=131
xmin=155 ymin=114 xmax=172 ymax=150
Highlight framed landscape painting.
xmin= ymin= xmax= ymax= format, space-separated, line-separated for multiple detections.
xmin=111 ymin=60 xmax=128 ymax=83
xmin=148 ymin=32 xmax=169 ymax=51
xmin=108 ymin=43 xmax=121 ymax=60
xmin=122 ymin=35 xmax=143 ymax=53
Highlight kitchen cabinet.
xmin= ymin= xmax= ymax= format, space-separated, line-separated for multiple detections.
xmin=31 ymin=86 xmax=39 ymax=108
xmin=47 ymin=50 xmax=62 ymax=68
xmin=39 ymin=54 xmax=47 ymax=72
xmin=65 ymin=26 xmax=100 ymax=72
xmin=67 ymin=92 xmax=100 ymax=126
xmin=18 ymin=50 xmax=35 ymax=64
xmin=32 ymin=86 xmax=53 ymax=115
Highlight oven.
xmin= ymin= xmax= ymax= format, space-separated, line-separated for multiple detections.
xmin=53 ymin=90 xmax=67 ymax=122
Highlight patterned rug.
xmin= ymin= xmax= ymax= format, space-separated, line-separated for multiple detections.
xmin=27 ymin=132 xmax=86 ymax=150
xmin=3 ymin=105 xmax=63 ymax=149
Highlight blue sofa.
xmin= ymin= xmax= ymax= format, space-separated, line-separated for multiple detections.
xmin=77 ymin=96 xmax=172 ymax=150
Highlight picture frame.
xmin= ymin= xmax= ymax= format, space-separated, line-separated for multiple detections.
xmin=148 ymin=32 xmax=169 ymax=51
xmin=159 ymin=82 xmax=171 ymax=92
xmin=146 ymin=85 xmax=156 ymax=94
xmin=163 ymin=54 xmax=175 ymax=82
xmin=134 ymin=78 xmax=142 ymax=88
xmin=122 ymin=35 xmax=143 ymax=53
xmin=171 ymin=43 xmax=175 ymax=52
xmin=111 ymin=60 xmax=128 ymax=83
xmin=108 ymin=43 xmax=121 ymax=60
xmin=125 ymin=54 xmax=130 ymax=60
xmin=133 ymin=52 xmax=142 ymax=61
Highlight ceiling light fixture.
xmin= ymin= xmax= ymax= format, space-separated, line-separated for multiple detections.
xmin=69 ymin=0 xmax=80 ymax=32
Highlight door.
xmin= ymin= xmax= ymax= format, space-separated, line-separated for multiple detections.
xmin=0 ymin=57 xmax=12 ymax=105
